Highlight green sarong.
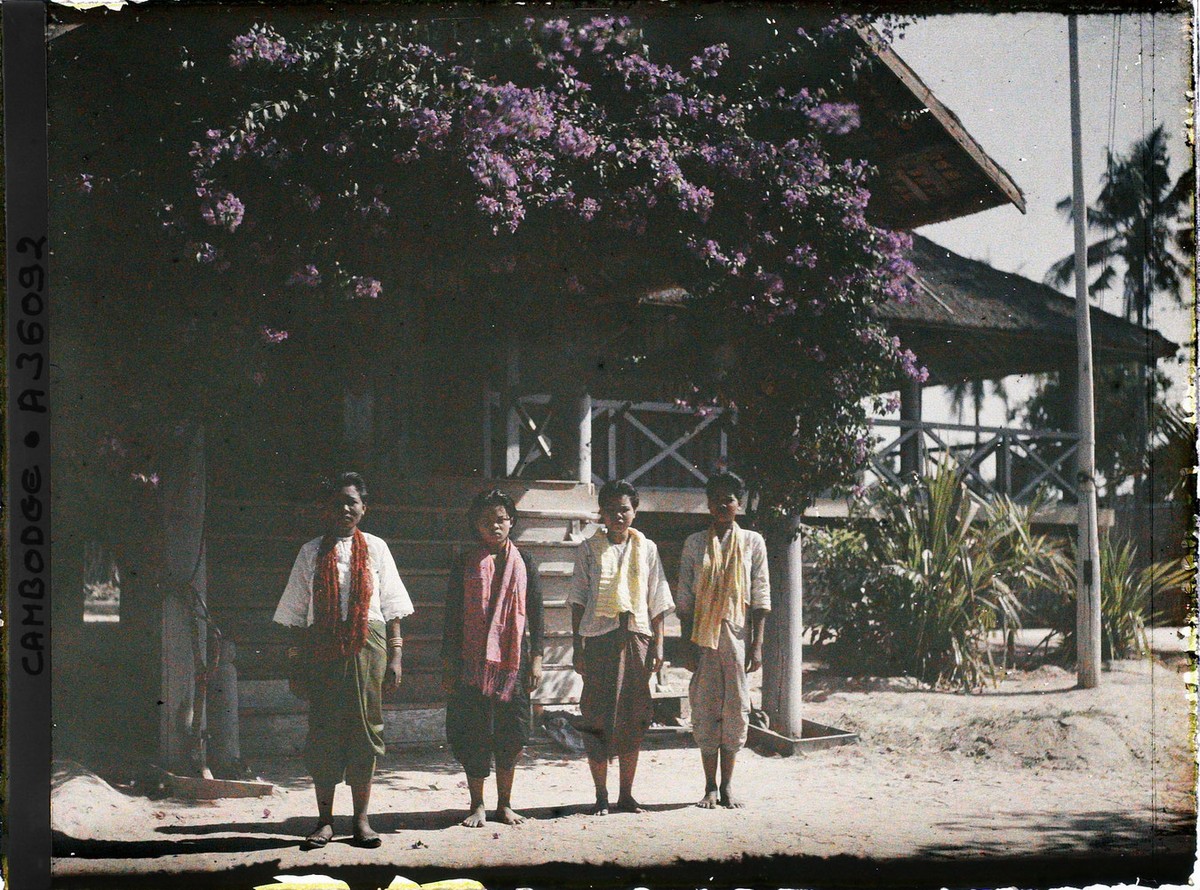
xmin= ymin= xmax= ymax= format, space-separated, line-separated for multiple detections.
xmin=303 ymin=620 xmax=386 ymax=786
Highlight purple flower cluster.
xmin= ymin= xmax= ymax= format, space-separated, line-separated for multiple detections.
xmin=287 ymin=264 xmax=321 ymax=287
xmin=690 ymin=44 xmax=729 ymax=78
xmin=77 ymin=173 xmax=96 ymax=194
xmin=260 ymin=326 xmax=290 ymax=344
xmin=899 ymin=349 xmax=929 ymax=383
xmin=360 ymin=197 xmax=391 ymax=218
xmin=351 ymin=276 xmax=383 ymax=300
xmin=184 ymin=13 xmax=926 ymax=509
xmin=807 ymin=101 xmax=860 ymax=136
xmin=199 ymin=189 xmax=245 ymax=232
xmin=613 ymin=53 xmax=686 ymax=91
xmin=230 ymin=26 xmax=301 ymax=68
xmin=406 ymin=108 xmax=453 ymax=148
xmin=130 ymin=471 xmax=161 ymax=488
xmin=297 ymin=184 xmax=322 ymax=212
xmin=787 ymin=244 xmax=819 ymax=269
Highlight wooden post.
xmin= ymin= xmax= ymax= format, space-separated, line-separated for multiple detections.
xmin=482 ymin=387 xmax=493 ymax=479
xmin=899 ymin=378 xmax=924 ymax=479
xmin=607 ymin=407 xmax=618 ymax=481
xmin=505 ymin=336 xmax=521 ymax=476
xmin=1068 ymin=16 xmax=1102 ymax=688
xmin=996 ymin=431 xmax=1012 ymax=497
xmin=762 ymin=515 xmax=804 ymax=738
xmin=161 ymin=423 xmax=209 ymax=773
xmin=207 ymin=639 xmax=240 ymax=772
xmin=575 ymin=390 xmax=593 ymax=485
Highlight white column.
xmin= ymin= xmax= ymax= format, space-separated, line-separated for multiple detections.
xmin=575 ymin=391 xmax=593 ymax=485
xmin=160 ymin=424 xmax=208 ymax=773
xmin=505 ymin=336 xmax=521 ymax=476
xmin=761 ymin=515 xmax=804 ymax=738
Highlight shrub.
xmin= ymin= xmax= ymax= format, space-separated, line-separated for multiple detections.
xmin=1051 ymin=535 xmax=1192 ymax=661
xmin=808 ymin=461 xmax=1067 ymax=690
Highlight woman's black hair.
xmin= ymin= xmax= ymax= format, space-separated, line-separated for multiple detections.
xmin=598 ymin=479 xmax=639 ymax=511
xmin=705 ymin=472 xmax=745 ymax=502
xmin=322 ymin=471 xmax=369 ymax=503
xmin=467 ymin=488 xmax=518 ymax=533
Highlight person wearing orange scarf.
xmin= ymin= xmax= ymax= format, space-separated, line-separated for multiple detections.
xmin=676 ymin=473 xmax=771 ymax=810
xmin=441 ymin=489 xmax=544 ymax=828
xmin=273 ymin=472 xmax=413 ymax=848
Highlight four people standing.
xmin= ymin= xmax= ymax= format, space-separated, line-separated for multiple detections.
xmin=274 ymin=470 xmax=772 ymax=846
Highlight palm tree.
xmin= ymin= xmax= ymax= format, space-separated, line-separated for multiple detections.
xmin=1043 ymin=126 xmax=1192 ymax=510
xmin=1045 ymin=125 xmax=1190 ymax=326
xmin=947 ymin=378 xmax=1009 ymax=435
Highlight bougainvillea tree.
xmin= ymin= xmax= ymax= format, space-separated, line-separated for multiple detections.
xmin=72 ymin=11 xmax=923 ymax=515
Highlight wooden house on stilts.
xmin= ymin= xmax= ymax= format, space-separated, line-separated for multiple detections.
xmin=48 ymin=9 xmax=1175 ymax=774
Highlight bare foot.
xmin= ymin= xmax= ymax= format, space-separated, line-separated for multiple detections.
xmin=303 ymin=822 xmax=333 ymax=848
xmin=590 ymin=792 xmax=610 ymax=816
xmin=461 ymin=804 xmax=487 ymax=827
xmin=719 ymin=786 xmax=744 ymax=809
xmin=696 ymin=788 xmax=720 ymax=809
xmin=496 ymin=806 xmax=526 ymax=825
xmin=614 ymin=795 xmax=644 ymax=814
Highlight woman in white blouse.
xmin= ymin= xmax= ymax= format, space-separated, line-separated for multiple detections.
xmin=273 ymin=471 xmax=413 ymax=849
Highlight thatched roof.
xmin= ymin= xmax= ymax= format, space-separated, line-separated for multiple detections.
xmin=836 ymin=24 xmax=1025 ymax=229
xmin=879 ymin=234 xmax=1179 ymax=384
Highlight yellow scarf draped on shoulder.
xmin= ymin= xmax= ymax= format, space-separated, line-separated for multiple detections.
xmin=690 ymin=523 xmax=747 ymax=649
xmin=589 ymin=527 xmax=644 ymax=620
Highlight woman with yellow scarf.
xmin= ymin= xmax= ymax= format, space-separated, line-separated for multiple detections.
xmin=569 ymin=480 xmax=673 ymax=815
xmin=676 ymin=473 xmax=771 ymax=809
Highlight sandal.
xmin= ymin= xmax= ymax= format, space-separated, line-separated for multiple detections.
xmin=302 ymin=824 xmax=333 ymax=849
xmin=352 ymin=831 xmax=382 ymax=849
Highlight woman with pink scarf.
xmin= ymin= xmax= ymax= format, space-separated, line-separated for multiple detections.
xmin=441 ymin=488 xmax=544 ymax=827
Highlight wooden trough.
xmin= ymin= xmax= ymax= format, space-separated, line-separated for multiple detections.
xmin=748 ymin=719 xmax=859 ymax=756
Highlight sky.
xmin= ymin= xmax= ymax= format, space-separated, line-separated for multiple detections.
xmin=887 ymin=13 xmax=1194 ymax=423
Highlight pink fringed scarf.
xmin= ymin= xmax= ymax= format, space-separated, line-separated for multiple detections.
xmin=461 ymin=540 xmax=527 ymax=701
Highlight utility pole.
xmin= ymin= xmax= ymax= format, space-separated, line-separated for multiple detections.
xmin=1068 ymin=15 xmax=1103 ymax=688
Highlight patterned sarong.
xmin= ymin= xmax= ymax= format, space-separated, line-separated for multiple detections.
xmin=576 ymin=625 xmax=654 ymax=760
xmin=303 ymin=620 xmax=386 ymax=786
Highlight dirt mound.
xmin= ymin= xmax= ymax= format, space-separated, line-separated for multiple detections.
xmin=941 ymin=712 xmax=1135 ymax=770
xmin=52 ymin=760 xmax=149 ymax=837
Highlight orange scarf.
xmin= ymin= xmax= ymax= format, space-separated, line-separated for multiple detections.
xmin=311 ymin=529 xmax=373 ymax=661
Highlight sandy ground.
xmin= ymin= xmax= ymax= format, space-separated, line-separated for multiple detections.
xmin=51 ymin=633 xmax=1197 ymax=889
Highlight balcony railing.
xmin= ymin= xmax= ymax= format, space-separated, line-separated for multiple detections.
xmin=485 ymin=392 xmax=732 ymax=489
xmin=867 ymin=419 xmax=1081 ymax=502
xmin=484 ymin=393 xmax=1080 ymax=502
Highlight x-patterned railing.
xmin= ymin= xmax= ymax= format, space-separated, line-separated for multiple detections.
xmin=590 ymin=399 xmax=731 ymax=488
xmin=486 ymin=392 xmax=732 ymax=488
xmin=868 ymin=419 xmax=1081 ymax=501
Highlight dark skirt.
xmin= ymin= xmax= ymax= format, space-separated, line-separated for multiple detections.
xmin=577 ymin=627 xmax=654 ymax=760
xmin=445 ymin=658 xmax=531 ymax=779
xmin=303 ymin=620 xmax=386 ymax=787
